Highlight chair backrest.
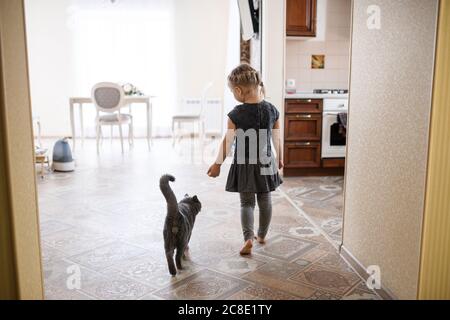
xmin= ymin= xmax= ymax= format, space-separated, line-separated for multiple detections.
xmin=199 ymin=82 xmax=213 ymax=118
xmin=91 ymin=82 xmax=125 ymax=114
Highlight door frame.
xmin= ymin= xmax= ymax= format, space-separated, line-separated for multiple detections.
xmin=0 ymin=0 xmax=44 ymax=300
xmin=418 ymin=0 xmax=450 ymax=300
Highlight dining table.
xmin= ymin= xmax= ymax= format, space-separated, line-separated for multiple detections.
xmin=69 ymin=95 xmax=156 ymax=151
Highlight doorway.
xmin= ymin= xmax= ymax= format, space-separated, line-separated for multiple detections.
xmin=282 ymin=0 xmax=352 ymax=247
xmin=26 ymin=0 xmax=378 ymax=301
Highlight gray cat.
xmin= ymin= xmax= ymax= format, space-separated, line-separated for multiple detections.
xmin=160 ymin=174 xmax=202 ymax=276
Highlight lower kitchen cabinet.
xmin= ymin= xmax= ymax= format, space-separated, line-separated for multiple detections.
xmin=285 ymin=114 xmax=322 ymax=142
xmin=284 ymin=142 xmax=321 ymax=168
xmin=283 ymin=99 xmax=345 ymax=177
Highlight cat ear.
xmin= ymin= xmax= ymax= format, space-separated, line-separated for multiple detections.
xmin=192 ymin=196 xmax=199 ymax=203
xmin=184 ymin=194 xmax=189 ymax=198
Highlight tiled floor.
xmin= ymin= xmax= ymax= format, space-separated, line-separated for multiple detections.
xmin=282 ymin=176 xmax=345 ymax=245
xmin=37 ymin=138 xmax=378 ymax=300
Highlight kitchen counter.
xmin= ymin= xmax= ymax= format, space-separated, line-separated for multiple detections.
xmin=285 ymin=93 xmax=349 ymax=100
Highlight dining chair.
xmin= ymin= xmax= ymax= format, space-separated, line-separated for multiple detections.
xmin=91 ymin=82 xmax=134 ymax=154
xmin=172 ymin=82 xmax=213 ymax=147
xmin=32 ymin=115 xmax=42 ymax=148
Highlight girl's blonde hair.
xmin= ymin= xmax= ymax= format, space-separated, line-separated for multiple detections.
xmin=228 ymin=64 xmax=265 ymax=96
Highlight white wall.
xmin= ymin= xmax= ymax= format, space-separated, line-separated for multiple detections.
xmin=173 ymin=0 xmax=232 ymax=135
xmin=174 ymin=0 xmax=230 ymax=106
xmin=25 ymin=0 xmax=233 ymax=137
xmin=263 ymin=0 xmax=285 ymax=114
xmin=25 ymin=0 xmax=75 ymax=138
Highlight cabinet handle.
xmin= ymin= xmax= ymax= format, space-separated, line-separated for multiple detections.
xmin=296 ymin=142 xmax=312 ymax=146
xmin=296 ymin=114 xmax=312 ymax=119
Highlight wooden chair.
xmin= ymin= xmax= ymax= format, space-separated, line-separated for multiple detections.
xmin=91 ymin=82 xmax=134 ymax=154
xmin=172 ymin=82 xmax=213 ymax=146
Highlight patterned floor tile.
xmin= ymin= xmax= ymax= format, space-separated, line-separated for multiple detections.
xmin=305 ymin=290 xmax=342 ymax=300
xmin=288 ymin=226 xmax=322 ymax=239
xmin=45 ymin=284 xmax=95 ymax=300
xmin=228 ymin=284 xmax=299 ymax=300
xmin=243 ymin=270 xmax=317 ymax=299
xmin=79 ymin=269 xmax=154 ymax=300
xmin=299 ymin=248 xmax=330 ymax=263
xmin=315 ymin=253 xmax=354 ymax=273
xmin=281 ymin=176 xmax=344 ymax=243
xmin=67 ymin=241 xmax=148 ymax=271
xmin=289 ymin=264 xmax=360 ymax=296
xmin=342 ymin=282 xmax=381 ymax=300
xmin=254 ymin=234 xmax=319 ymax=262
xmin=211 ymin=255 xmax=266 ymax=277
xmin=36 ymin=139 xmax=376 ymax=300
xmin=105 ymin=253 xmax=201 ymax=288
xmin=188 ymin=239 xmax=242 ymax=266
xmin=42 ymin=228 xmax=115 ymax=256
xmin=251 ymin=260 xmax=306 ymax=279
xmin=153 ymin=269 xmax=249 ymax=300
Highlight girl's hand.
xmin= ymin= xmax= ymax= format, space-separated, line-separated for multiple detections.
xmin=207 ymin=164 xmax=221 ymax=178
xmin=279 ymin=159 xmax=284 ymax=170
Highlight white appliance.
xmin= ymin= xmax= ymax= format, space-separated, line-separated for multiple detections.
xmin=322 ymin=99 xmax=348 ymax=158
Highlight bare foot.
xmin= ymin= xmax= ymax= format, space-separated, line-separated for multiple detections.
xmin=255 ymin=236 xmax=266 ymax=244
xmin=239 ymin=239 xmax=253 ymax=256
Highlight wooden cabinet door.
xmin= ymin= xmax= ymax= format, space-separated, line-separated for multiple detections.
xmin=284 ymin=142 xmax=321 ymax=168
xmin=286 ymin=0 xmax=317 ymax=37
xmin=285 ymin=114 xmax=322 ymax=142
xmin=285 ymin=99 xmax=322 ymax=114
xmin=322 ymin=158 xmax=346 ymax=168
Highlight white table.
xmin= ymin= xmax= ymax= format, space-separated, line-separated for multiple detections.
xmin=69 ymin=95 xmax=155 ymax=151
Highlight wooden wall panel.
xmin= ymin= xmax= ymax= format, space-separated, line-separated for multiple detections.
xmin=419 ymin=0 xmax=450 ymax=300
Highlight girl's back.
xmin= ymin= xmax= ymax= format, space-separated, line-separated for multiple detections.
xmin=228 ymin=100 xmax=279 ymax=131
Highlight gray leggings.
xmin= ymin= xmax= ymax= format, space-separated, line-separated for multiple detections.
xmin=239 ymin=192 xmax=272 ymax=241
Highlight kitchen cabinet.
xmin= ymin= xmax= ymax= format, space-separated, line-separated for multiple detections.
xmin=283 ymin=98 xmax=345 ymax=177
xmin=285 ymin=142 xmax=321 ymax=168
xmin=285 ymin=114 xmax=322 ymax=142
xmin=286 ymin=0 xmax=317 ymax=37
xmin=284 ymin=99 xmax=322 ymax=169
xmin=285 ymin=99 xmax=322 ymax=114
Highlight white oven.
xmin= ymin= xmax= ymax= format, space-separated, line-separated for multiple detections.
xmin=322 ymin=99 xmax=348 ymax=159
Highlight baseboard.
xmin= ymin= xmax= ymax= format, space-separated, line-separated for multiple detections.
xmin=340 ymin=245 xmax=397 ymax=300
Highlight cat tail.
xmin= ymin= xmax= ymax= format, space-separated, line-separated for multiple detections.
xmin=160 ymin=174 xmax=178 ymax=217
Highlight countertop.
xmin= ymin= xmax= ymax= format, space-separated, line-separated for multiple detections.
xmin=285 ymin=92 xmax=349 ymax=100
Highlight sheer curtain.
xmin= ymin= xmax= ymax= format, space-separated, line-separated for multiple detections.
xmin=67 ymin=0 xmax=176 ymax=137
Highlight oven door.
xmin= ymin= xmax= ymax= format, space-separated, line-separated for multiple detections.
xmin=322 ymin=112 xmax=347 ymax=158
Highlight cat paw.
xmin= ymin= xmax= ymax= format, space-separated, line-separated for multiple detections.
xmin=169 ymin=267 xmax=177 ymax=276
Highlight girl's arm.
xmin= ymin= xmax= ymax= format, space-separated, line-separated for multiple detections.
xmin=207 ymin=118 xmax=236 ymax=178
xmin=273 ymin=119 xmax=284 ymax=169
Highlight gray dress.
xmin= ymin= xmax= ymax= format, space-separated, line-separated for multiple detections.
xmin=226 ymin=101 xmax=283 ymax=193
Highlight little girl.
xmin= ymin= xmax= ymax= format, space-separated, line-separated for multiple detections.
xmin=207 ymin=64 xmax=283 ymax=255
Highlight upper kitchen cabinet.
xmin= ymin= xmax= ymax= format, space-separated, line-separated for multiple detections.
xmin=286 ymin=0 xmax=317 ymax=37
